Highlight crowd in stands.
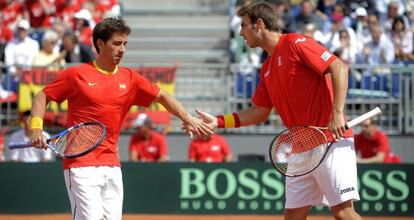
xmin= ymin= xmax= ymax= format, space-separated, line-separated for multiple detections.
xmin=0 ymin=0 xmax=121 ymax=102
xmin=230 ymin=0 xmax=414 ymax=101
xmin=231 ymin=0 xmax=414 ymax=66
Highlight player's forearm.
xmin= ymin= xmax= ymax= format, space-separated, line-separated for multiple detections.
xmin=329 ymin=60 xmax=348 ymax=113
xmin=31 ymin=91 xmax=48 ymax=119
xmin=156 ymin=90 xmax=192 ymax=124
xmin=225 ymin=154 xmax=232 ymax=162
xmin=237 ymin=105 xmax=271 ymax=126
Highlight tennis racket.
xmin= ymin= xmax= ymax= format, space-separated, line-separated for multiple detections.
xmin=8 ymin=121 xmax=107 ymax=158
xmin=269 ymin=107 xmax=382 ymax=177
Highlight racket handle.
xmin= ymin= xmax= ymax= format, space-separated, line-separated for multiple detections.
xmin=8 ymin=141 xmax=33 ymax=149
xmin=345 ymin=107 xmax=382 ymax=129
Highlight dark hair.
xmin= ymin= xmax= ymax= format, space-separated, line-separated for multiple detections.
xmin=237 ymin=0 xmax=283 ymax=32
xmin=62 ymin=30 xmax=78 ymax=44
xmin=338 ymin=29 xmax=349 ymax=38
xmin=92 ymin=17 xmax=131 ymax=53
xmin=392 ymin=16 xmax=405 ymax=32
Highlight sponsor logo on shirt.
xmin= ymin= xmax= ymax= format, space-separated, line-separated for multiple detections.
xmin=211 ymin=145 xmax=220 ymax=151
xmin=264 ymin=70 xmax=270 ymax=78
xmin=340 ymin=187 xmax=355 ymax=194
xmin=295 ymin=37 xmax=306 ymax=44
xmin=277 ymin=56 xmax=282 ymax=66
xmin=119 ymin=83 xmax=126 ymax=89
xmin=320 ymin=51 xmax=332 ymax=62
xmin=88 ymin=82 xmax=97 ymax=86
xmin=147 ymin=146 xmax=158 ymax=153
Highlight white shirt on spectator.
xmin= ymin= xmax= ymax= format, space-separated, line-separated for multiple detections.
xmin=358 ymin=34 xmax=395 ymax=64
xmin=9 ymin=129 xmax=53 ymax=162
xmin=388 ymin=31 xmax=413 ymax=55
xmin=5 ymin=36 xmax=39 ymax=74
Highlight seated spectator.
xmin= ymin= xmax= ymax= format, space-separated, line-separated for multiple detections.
xmin=74 ymin=8 xmax=94 ymax=46
xmin=8 ymin=110 xmax=53 ymax=162
xmin=387 ymin=16 xmax=414 ymax=63
xmin=357 ymin=24 xmax=395 ymax=64
xmin=188 ymin=134 xmax=232 ymax=163
xmin=60 ymin=30 xmax=94 ymax=63
xmin=355 ymin=118 xmax=400 ymax=163
xmin=288 ymin=0 xmax=324 ymax=33
xmin=129 ymin=113 xmax=168 ymax=162
xmin=332 ymin=29 xmax=358 ymax=64
xmin=352 ymin=7 xmax=371 ymax=46
xmin=32 ymin=30 xmax=66 ymax=70
xmin=23 ymin=0 xmax=54 ymax=28
xmin=3 ymin=19 xmax=39 ymax=92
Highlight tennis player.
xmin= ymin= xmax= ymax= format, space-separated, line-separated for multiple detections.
xmin=30 ymin=17 xmax=212 ymax=220
xmin=194 ymin=1 xmax=361 ymax=220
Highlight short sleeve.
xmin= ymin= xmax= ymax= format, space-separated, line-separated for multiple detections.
xmin=293 ymin=36 xmax=336 ymax=75
xmin=132 ymin=71 xmax=160 ymax=107
xmin=252 ymin=61 xmax=273 ymax=108
xmin=219 ymin=136 xmax=230 ymax=156
xmin=128 ymin=135 xmax=139 ymax=152
xmin=43 ymin=68 xmax=77 ymax=103
xmin=376 ymin=132 xmax=390 ymax=153
xmin=158 ymin=134 xmax=168 ymax=156
xmin=188 ymin=141 xmax=196 ymax=160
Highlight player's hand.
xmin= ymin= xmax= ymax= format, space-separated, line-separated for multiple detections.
xmin=182 ymin=114 xmax=214 ymax=138
xmin=30 ymin=129 xmax=47 ymax=149
xmin=328 ymin=111 xmax=346 ymax=140
xmin=195 ymin=108 xmax=218 ymax=130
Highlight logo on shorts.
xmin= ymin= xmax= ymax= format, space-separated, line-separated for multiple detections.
xmin=88 ymin=82 xmax=97 ymax=86
xmin=340 ymin=187 xmax=355 ymax=194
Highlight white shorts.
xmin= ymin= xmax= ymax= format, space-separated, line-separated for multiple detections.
xmin=64 ymin=166 xmax=123 ymax=220
xmin=285 ymin=138 xmax=360 ymax=209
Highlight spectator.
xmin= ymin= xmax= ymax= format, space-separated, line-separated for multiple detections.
xmin=8 ymin=110 xmax=53 ymax=162
xmin=387 ymin=16 xmax=414 ymax=63
xmin=60 ymin=30 xmax=94 ymax=63
xmin=289 ymin=0 xmax=324 ymax=33
xmin=32 ymin=30 xmax=66 ymax=70
xmin=128 ymin=113 xmax=168 ymax=162
xmin=322 ymin=10 xmax=358 ymax=52
xmin=74 ymin=8 xmax=93 ymax=46
xmin=357 ymin=24 xmax=395 ymax=64
xmin=188 ymin=134 xmax=232 ymax=163
xmin=375 ymin=0 xmax=409 ymax=31
xmin=54 ymin=0 xmax=81 ymax=30
xmin=331 ymin=29 xmax=358 ymax=64
xmin=3 ymin=19 xmax=39 ymax=92
xmin=352 ymin=7 xmax=371 ymax=46
xmin=23 ymin=0 xmax=54 ymax=29
xmin=1 ymin=0 xmax=24 ymax=30
xmin=355 ymin=118 xmax=400 ymax=163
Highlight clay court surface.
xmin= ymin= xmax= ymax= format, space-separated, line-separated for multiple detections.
xmin=1 ymin=214 xmax=413 ymax=220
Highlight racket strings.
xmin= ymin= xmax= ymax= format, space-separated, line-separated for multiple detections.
xmin=271 ymin=127 xmax=328 ymax=176
xmin=55 ymin=124 xmax=105 ymax=156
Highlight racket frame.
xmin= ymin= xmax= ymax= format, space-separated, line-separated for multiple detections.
xmin=8 ymin=121 xmax=107 ymax=159
xmin=268 ymin=126 xmax=331 ymax=177
xmin=269 ymin=107 xmax=382 ymax=177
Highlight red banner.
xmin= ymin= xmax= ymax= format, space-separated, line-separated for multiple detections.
xmin=18 ymin=66 xmax=178 ymax=129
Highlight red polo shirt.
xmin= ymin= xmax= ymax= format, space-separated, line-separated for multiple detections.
xmin=189 ymin=134 xmax=230 ymax=162
xmin=354 ymin=130 xmax=390 ymax=162
xmin=252 ymin=33 xmax=353 ymax=139
xmin=129 ymin=131 xmax=168 ymax=162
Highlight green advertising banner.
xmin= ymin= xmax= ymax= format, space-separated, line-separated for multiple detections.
xmin=0 ymin=162 xmax=412 ymax=216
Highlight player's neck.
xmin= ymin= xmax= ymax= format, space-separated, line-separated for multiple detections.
xmin=94 ymin=58 xmax=118 ymax=75
xmin=263 ymin=32 xmax=282 ymax=57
